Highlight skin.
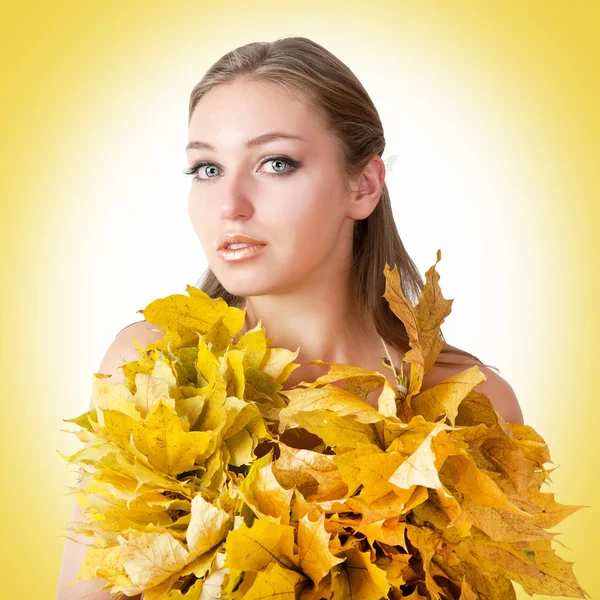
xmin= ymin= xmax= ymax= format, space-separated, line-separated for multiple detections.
xmin=186 ymin=79 xmax=404 ymax=399
xmin=185 ymin=79 xmax=524 ymax=424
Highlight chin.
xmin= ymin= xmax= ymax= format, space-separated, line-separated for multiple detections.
xmin=218 ymin=276 xmax=271 ymax=299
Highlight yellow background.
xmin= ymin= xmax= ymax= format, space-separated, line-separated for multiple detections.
xmin=1 ymin=1 xmax=597 ymax=598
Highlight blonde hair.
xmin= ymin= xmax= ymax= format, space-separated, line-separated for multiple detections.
xmin=189 ymin=36 xmax=497 ymax=372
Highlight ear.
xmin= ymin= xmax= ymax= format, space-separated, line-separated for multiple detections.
xmin=347 ymin=155 xmax=386 ymax=220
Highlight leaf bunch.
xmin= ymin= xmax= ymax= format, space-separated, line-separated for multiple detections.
xmin=60 ymin=250 xmax=589 ymax=599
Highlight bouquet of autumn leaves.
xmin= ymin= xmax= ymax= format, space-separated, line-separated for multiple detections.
xmin=60 ymin=250 xmax=590 ymax=600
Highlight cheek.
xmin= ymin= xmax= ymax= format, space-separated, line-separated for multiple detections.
xmin=188 ymin=192 xmax=215 ymax=250
xmin=273 ymin=187 xmax=344 ymax=258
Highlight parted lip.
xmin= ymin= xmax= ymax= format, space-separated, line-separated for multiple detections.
xmin=216 ymin=233 xmax=267 ymax=251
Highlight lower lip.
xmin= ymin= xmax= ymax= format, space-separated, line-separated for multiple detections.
xmin=217 ymin=243 xmax=268 ymax=262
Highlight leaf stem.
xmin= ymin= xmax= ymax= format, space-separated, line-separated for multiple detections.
xmin=379 ymin=337 xmax=408 ymax=395
xmin=380 ymin=337 xmax=398 ymax=379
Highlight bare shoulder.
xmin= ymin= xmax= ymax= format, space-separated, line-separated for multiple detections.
xmin=114 ymin=319 xmax=166 ymax=341
xmin=110 ymin=320 xmax=165 ymax=363
xmin=421 ymin=346 xmax=525 ymax=425
xmin=95 ymin=320 xmax=166 ymax=388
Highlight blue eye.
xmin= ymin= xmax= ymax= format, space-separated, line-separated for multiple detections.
xmin=183 ymin=155 xmax=301 ymax=183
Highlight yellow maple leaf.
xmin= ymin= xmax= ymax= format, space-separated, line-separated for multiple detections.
xmin=224 ymin=517 xmax=299 ymax=573
xmin=118 ymin=529 xmax=189 ymax=591
xmin=330 ymin=545 xmax=390 ymax=600
xmin=134 ymin=398 xmax=216 ymax=476
xmin=186 ymin=493 xmax=232 ymax=560
xmin=297 ymin=509 xmax=345 ymax=585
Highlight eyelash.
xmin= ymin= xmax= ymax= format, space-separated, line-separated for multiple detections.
xmin=183 ymin=155 xmax=301 ymax=183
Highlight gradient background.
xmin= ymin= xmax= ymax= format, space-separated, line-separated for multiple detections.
xmin=2 ymin=1 xmax=597 ymax=598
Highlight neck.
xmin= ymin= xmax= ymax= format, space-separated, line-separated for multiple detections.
xmin=239 ymin=279 xmax=382 ymax=369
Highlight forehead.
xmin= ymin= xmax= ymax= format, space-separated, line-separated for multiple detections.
xmin=188 ymin=80 xmax=327 ymax=144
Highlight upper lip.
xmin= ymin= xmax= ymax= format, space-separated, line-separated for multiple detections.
xmin=216 ymin=233 xmax=267 ymax=251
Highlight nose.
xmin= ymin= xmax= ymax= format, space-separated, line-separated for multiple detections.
xmin=220 ymin=196 xmax=254 ymax=220
xmin=219 ymin=170 xmax=256 ymax=220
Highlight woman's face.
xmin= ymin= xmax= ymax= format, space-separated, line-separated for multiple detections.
xmin=187 ymin=79 xmax=355 ymax=298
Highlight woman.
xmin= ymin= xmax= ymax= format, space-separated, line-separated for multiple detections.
xmin=56 ymin=35 xmax=523 ymax=600
xmin=186 ymin=36 xmax=524 ymax=424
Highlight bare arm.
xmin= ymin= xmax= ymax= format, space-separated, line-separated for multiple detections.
xmin=56 ymin=320 xmax=165 ymax=600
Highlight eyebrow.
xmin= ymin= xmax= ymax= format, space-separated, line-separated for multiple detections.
xmin=186 ymin=131 xmax=306 ymax=152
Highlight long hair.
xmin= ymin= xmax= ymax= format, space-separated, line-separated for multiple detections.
xmin=188 ymin=36 xmax=498 ymax=373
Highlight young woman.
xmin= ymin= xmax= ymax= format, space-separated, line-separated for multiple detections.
xmin=186 ymin=36 xmax=524 ymax=424
xmin=56 ymin=35 xmax=523 ymax=600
